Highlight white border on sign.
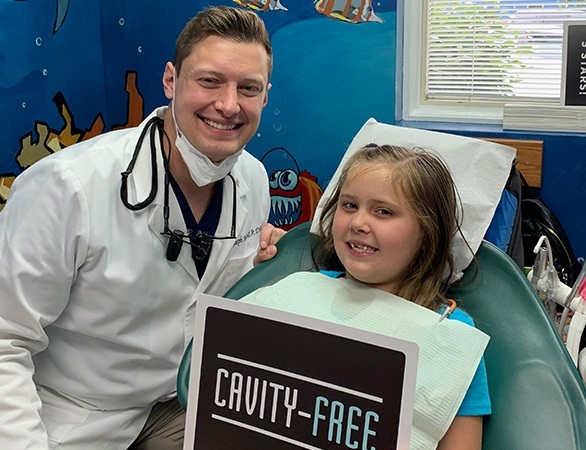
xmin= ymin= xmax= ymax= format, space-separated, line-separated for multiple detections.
xmin=183 ymin=293 xmax=419 ymax=450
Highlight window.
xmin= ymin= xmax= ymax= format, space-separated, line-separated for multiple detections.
xmin=402 ymin=0 xmax=586 ymax=124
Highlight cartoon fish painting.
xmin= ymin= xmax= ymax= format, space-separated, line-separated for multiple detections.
xmin=233 ymin=0 xmax=288 ymax=12
xmin=261 ymin=148 xmax=323 ymax=231
xmin=314 ymin=0 xmax=382 ymax=24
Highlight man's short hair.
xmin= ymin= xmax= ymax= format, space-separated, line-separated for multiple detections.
xmin=174 ymin=6 xmax=272 ymax=77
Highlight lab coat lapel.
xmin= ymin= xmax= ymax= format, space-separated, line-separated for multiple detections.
xmin=147 ymin=185 xmax=198 ymax=281
xmin=199 ymin=169 xmax=249 ymax=289
xmin=144 ymin=149 xmax=252 ymax=288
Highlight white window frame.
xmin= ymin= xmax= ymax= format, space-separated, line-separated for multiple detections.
xmin=401 ymin=0 xmax=509 ymax=125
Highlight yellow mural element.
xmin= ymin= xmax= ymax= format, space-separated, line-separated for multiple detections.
xmin=16 ymin=91 xmax=99 ymax=171
xmin=233 ymin=0 xmax=288 ymax=12
xmin=0 ymin=71 xmax=144 ymax=211
xmin=0 ymin=176 xmax=15 ymax=208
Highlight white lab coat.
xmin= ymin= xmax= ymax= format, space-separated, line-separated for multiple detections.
xmin=0 ymin=108 xmax=270 ymax=449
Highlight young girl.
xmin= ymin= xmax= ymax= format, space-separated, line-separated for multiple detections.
xmin=312 ymin=143 xmax=490 ymax=449
xmin=242 ymin=143 xmax=490 ymax=450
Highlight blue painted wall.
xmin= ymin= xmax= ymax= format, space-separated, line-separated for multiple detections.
xmin=0 ymin=0 xmax=583 ymax=259
xmin=0 ymin=0 xmax=104 ymax=174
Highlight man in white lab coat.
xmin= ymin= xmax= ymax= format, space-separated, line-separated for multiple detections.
xmin=0 ymin=6 xmax=283 ymax=449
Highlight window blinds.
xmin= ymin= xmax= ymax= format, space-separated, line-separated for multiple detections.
xmin=426 ymin=0 xmax=586 ymax=104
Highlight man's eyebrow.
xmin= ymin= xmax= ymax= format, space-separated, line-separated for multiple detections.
xmin=241 ymin=77 xmax=266 ymax=86
xmin=189 ymin=69 xmax=266 ymax=85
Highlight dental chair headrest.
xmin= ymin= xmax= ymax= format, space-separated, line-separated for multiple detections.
xmin=310 ymin=118 xmax=516 ymax=282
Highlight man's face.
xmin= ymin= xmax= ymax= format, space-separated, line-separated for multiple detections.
xmin=166 ymin=35 xmax=270 ymax=162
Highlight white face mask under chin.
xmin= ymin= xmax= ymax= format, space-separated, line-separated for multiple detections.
xmin=171 ymin=80 xmax=242 ymax=186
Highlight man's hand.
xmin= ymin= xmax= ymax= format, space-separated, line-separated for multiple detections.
xmin=253 ymin=223 xmax=286 ymax=266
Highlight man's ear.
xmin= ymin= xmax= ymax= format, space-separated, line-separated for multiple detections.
xmin=162 ymin=62 xmax=176 ymax=100
xmin=263 ymin=82 xmax=272 ymax=107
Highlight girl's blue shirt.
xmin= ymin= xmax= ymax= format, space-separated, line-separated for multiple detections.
xmin=319 ymin=270 xmax=491 ymax=416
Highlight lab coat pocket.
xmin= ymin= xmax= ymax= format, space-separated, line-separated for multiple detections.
xmin=219 ymin=252 xmax=255 ymax=295
xmin=39 ymin=386 xmax=91 ymax=445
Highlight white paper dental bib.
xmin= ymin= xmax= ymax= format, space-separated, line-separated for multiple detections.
xmin=240 ymin=272 xmax=490 ymax=450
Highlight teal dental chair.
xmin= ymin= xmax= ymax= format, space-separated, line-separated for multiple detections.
xmin=177 ymin=221 xmax=586 ymax=450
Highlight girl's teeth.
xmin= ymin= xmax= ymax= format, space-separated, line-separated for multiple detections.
xmin=350 ymin=243 xmax=375 ymax=253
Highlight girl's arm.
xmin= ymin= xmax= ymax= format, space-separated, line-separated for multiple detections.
xmin=436 ymin=416 xmax=483 ymax=450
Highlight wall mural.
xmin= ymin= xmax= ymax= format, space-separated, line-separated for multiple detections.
xmin=235 ymin=0 xmax=382 ymax=24
xmin=0 ymin=71 xmax=143 ymax=211
xmin=0 ymin=0 xmax=398 ymax=229
xmin=261 ymin=147 xmax=322 ymax=230
xmin=54 ymin=0 xmax=71 ymax=33
xmin=0 ymin=67 xmax=324 ymax=225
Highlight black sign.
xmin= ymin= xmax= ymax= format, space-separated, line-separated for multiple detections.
xmin=184 ymin=294 xmax=418 ymax=450
xmin=562 ymin=21 xmax=586 ymax=106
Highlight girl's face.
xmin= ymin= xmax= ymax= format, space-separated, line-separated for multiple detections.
xmin=332 ymin=164 xmax=423 ymax=295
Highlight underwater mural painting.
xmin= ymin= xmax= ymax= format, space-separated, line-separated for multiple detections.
xmin=0 ymin=0 xmax=398 ymax=227
xmin=234 ymin=0 xmax=383 ymax=23
xmin=1 ymin=71 xmax=144 ymax=210
xmin=261 ymin=148 xmax=323 ymax=230
xmin=233 ymin=0 xmax=288 ymax=12
xmin=314 ymin=0 xmax=382 ymax=23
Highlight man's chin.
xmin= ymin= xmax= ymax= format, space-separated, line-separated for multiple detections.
xmin=204 ymin=145 xmax=244 ymax=163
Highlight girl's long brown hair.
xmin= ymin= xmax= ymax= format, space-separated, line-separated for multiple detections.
xmin=313 ymin=144 xmax=472 ymax=311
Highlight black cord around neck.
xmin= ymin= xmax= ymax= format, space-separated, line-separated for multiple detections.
xmin=120 ymin=116 xmax=163 ymax=211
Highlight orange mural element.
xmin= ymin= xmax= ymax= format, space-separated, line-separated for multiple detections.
xmin=261 ymin=147 xmax=323 ymax=231
xmin=112 ymin=71 xmax=144 ymax=130
xmin=296 ymin=170 xmax=323 ymax=226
